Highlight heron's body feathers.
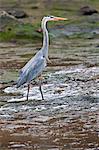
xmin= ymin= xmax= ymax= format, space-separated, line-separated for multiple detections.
xmin=17 ymin=50 xmax=46 ymax=87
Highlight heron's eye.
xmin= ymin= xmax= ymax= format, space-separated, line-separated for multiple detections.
xmin=47 ymin=16 xmax=53 ymax=18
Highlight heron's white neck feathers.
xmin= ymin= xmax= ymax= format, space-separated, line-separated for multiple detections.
xmin=41 ymin=18 xmax=49 ymax=59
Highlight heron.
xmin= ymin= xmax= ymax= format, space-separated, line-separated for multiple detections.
xmin=16 ymin=16 xmax=68 ymax=100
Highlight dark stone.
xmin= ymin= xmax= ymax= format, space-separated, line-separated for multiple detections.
xmin=31 ymin=6 xmax=39 ymax=9
xmin=79 ymin=6 xmax=98 ymax=15
xmin=7 ymin=9 xmax=28 ymax=19
xmin=96 ymin=45 xmax=99 ymax=48
xmin=0 ymin=10 xmax=18 ymax=31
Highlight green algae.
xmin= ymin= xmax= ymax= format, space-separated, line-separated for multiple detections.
xmin=0 ymin=23 xmax=42 ymax=42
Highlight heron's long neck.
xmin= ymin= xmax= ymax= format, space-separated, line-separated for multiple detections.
xmin=42 ymin=21 xmax=49 ymax=58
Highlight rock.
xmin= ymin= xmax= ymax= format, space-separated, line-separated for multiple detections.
xmin=7 ymin=9 xmax=28 ymax=19
xmin=79 ymin=6 xmax=98 ymax=15
xmin=0 ymin=10 xmax=18 ymax=31
xmin=31 ymin=6 xmax=39 ymax=9
xmin=96 ymin=45 xmax=99 ymax=48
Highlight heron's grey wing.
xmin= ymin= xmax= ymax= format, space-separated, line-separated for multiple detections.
xmin=17 ymin=55 xmax=46 ymax=87
xmin=26 ymin=56 xmax=46 ymax=82
xmin=20 ymin=50 xmax=42 ymax=76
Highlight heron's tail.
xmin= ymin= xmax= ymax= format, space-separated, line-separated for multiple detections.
xmin=16 ymin=76 xmax=26 ymax=88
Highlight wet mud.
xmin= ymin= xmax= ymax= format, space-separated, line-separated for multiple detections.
xmin=0 ymin=38 xmax=99 ymax=150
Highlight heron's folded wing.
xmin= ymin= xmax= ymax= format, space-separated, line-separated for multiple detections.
xmin=19 ymin=51 xmax=42 ymax=76
xmin=25 ymin=56 xmax=46 ymax=82
xmin=17 ymin=56 xmax=45 ymax=86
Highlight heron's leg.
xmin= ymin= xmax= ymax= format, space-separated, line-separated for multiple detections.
xmin=39 ymin=84 xmax=44 ymax=100
xmin=27 ymin=84 xmax=30 ymax=100
xmin=38 ymin=76 xmax=44 ymax=100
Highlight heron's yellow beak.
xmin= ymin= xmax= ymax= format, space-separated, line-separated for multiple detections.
xmin=53 ymin=17 xmax=68 ymax=21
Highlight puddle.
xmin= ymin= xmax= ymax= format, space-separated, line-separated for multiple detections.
xmin=3 ymin=65 xmax=99 ymax=102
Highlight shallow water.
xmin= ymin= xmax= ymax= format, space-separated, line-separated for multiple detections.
xmin=0 ymin=37 xmax=99 ymax=149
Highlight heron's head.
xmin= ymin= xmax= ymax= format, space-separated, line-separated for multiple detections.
xmin=42 ymin=16 xmax=68 ymax=22
xmin=41 ymin=16 xmax=68 ymax=29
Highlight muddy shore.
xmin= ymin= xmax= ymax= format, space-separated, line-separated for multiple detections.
xmin=0 ymin=0 xmax=99 ymax=149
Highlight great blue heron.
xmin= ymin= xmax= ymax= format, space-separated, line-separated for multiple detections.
xmin=16 ymin=16 xmax=68 ymax=100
